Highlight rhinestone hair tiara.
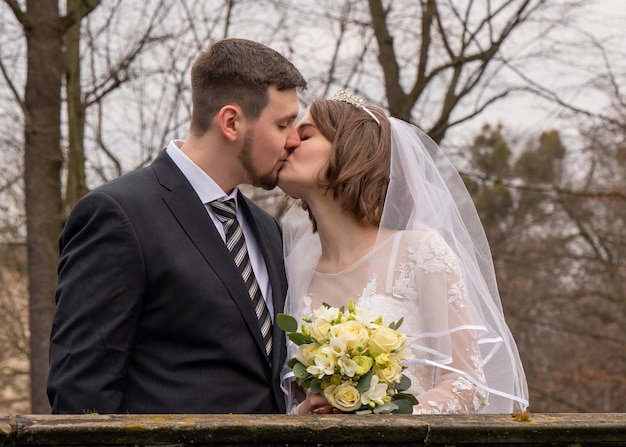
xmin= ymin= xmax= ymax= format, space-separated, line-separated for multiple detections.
xmin=332 ymin=90 xmax=381 ymax=126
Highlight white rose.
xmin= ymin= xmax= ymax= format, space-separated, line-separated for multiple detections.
xmin=323 ymin=382 xmax=362 ymax=412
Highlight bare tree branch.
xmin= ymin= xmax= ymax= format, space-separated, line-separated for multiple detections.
xmin=59 ymin=0 xmax=100 ymax=32
xmin=3 ymin=0 xmax=27 ymax=26
xmin=0 ymin=58 xmax=28 ymax=124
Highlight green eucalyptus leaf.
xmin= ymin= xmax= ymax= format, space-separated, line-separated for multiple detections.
xmin=356 ymin=369 xmax=373 ymax=392
xmin=393 ymin=392 xmax=418 ymax=405
xmin=395 ymin=374 xmax=412 ymax=392
xmin=276 ymin=313 xmax=298 ymax=332
xmin=286 ymin=357 xmax=299 ymax=368
xmin=293 ymin=362 xmax=310 ymax=381
xmin=390 ymin=398 xmax=413 ymax=414
xmin=390 ymin=317 xmax=404 ymax=330
xmin=310 ymin=379 xmax=323 ymax=394
xmin=288 ymin=332 xmax=313 ymax=346
xmin=373 ymin=402 xmax=398 ymax=414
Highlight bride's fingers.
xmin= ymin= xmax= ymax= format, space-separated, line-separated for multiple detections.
xmin=312 ymin=405 xmax=343 ymax=414
xmin=312 ymin=405 xmax=334 ymax=414
xmin=307 ymin=390 xmax=328 ymax=406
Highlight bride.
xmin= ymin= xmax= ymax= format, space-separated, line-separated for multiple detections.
xmin=277 ymin=90 xmax=529 ymax=415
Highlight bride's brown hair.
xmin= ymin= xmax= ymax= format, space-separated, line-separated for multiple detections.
xmin=303 ymin=98 xmax=391 ymax=231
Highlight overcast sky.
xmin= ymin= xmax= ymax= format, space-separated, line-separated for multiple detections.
xmin=472 ymin=0 xmax=626 ymax=141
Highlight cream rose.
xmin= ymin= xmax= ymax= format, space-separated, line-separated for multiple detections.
xmin=368 ymin=326 xmax=405 ymax=356
xmin=295 ymin=343 xmax=318 ymax=366
xmin=330 ymin=321 xmax=369 ymax=355
xmin=374 ymin=355 xmax=403 ymax=383
xmin=323 ymin=382 xmax=362 ymax=412
xmin=310 ymin=318 xmax=332 ymax=343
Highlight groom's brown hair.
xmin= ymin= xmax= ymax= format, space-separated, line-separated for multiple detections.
xmin=189 ymin=38 xmax=306 ymax=136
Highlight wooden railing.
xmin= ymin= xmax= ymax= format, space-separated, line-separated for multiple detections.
xmin=1 ymin=413 xmax=625 ymax=446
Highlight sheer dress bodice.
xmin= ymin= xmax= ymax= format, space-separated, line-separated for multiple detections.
xmin=290 ymin=230 xmax=489 ymax=414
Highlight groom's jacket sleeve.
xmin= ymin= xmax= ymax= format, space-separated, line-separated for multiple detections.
xmin=49 ymin=189 xmax=145 ymax=414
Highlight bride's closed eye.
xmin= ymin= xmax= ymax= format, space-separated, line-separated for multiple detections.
xmin=298 ymin=129 xmax=314 ymax=141
xmin=296 ymin=122 xmax=317 ymax=142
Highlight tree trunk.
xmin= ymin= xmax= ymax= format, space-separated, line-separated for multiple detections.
xmin=23 ymin=0 xmax=64 ymax=413
xmin=65 ymin=0 xmax=88 ymax=213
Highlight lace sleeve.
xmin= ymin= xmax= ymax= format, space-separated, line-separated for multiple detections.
xmin=400 ymin=231 xmax=489 ymax=414
xmin=410 ymin=266 xmax=489 ymax=413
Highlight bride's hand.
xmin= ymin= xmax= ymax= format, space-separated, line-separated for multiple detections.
xmin=297 ymin=389 xmax=341 ymax=414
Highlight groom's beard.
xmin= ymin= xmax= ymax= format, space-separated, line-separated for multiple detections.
xmin=240 ymin=128 xmax=278 ymax=190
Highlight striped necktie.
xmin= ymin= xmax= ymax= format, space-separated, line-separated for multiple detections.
xmin=211 ymin=199 xmax=273 ymax=359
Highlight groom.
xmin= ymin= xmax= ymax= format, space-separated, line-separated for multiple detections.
xmin=47 ymin=38 xmax=306 ymax=414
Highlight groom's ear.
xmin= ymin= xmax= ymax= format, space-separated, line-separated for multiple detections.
xmin=218 ymin=104 xmax=243 ymax=143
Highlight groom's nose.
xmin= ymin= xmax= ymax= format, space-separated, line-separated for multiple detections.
xmin=285 ymin=124 xmax=300 ymax=152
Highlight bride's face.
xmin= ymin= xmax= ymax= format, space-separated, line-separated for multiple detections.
xmin=278 ymin=111 xmax=332 ymax=198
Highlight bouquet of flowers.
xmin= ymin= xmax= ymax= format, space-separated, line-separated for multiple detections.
xmin=277 ymin=300 xmax=417 ymax=414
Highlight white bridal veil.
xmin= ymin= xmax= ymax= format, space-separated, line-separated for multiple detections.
xmin=281 ymin=116 xmax=529 ymax=413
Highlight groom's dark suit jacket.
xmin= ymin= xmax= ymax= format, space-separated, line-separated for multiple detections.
xmin=47 ymin=150 xmax=288 ymax=414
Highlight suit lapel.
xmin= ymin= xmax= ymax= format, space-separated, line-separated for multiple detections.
xmin=151 ymin=152 xmax=272 ymax=364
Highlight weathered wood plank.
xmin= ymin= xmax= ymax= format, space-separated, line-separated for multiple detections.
xmin=2 ymin=413 xmax=625 ymax=446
